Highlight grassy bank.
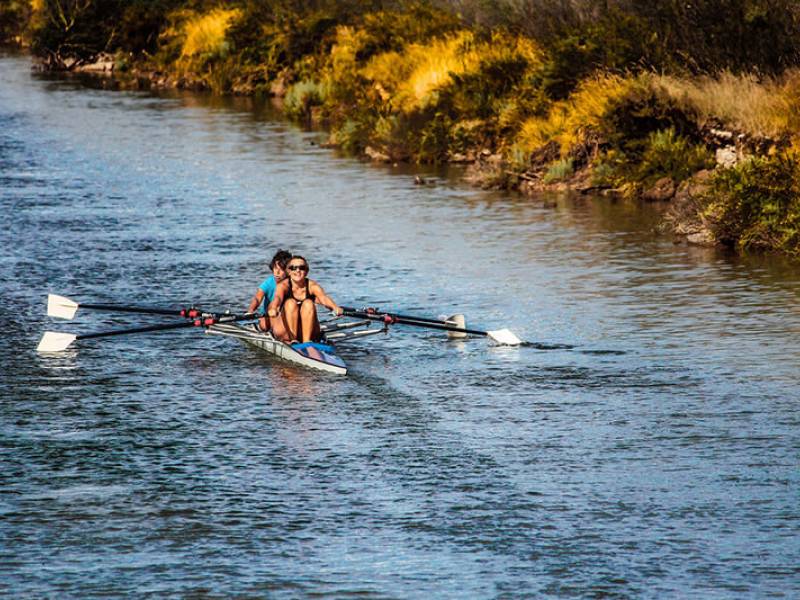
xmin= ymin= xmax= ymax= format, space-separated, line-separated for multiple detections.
xmin=8 ymin=0 xmax=800 ymax=256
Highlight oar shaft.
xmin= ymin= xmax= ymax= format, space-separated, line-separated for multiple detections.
xmin=79 ymin=302 xmax=189 ymax=317
xmin=76 ymin=320 xmax=196 ymax=340
xmin=342 ymin=309 xmax=488 ymax=337
xmin=75 ymin=313 xmax=256 ymax=342
xmin=340 ymin=306 xmax=455 ymax=326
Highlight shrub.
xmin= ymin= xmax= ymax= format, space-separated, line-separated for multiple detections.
xmin=179 ymin=8 xmax=241 ymax=65
xmin=535 ymin=10 xmax=660 ymax=99
xmin=330 ymin=115 xmax=375 ymax=154
xmin=514 ymin=73 xmax=643 ymax=159
xmin=284 ymin=79 xmax=326 ymax=122
xmin=635 ymin=128 xmax=714 ymax=184
xmin=356 ymin=4 xmax=460 ymax=60
xmin=702 ymin=152 xmax=800 ymax=254
xmin=543 ymin=158 xmax=574 ymax=183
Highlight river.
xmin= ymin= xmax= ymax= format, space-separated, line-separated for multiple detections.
xmin=1 ymin=51 xmax=798 ymax=598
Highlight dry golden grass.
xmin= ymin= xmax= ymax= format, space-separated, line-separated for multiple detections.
xmin=362 ymin=30 xmax=542 ymax=114
xmin=652 ymin=70 xmax=800 ymax=138
xmin=179 ymin=8 xmax=241 ymax=61
xmin=515 ymin=73 xmax=642 ymax=156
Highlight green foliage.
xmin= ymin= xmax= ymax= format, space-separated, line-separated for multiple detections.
xmin=703 ymin=153 xmax=800 ymax=254
xmin=355 ymin=4 xmax=460 ymax=61
xmin=443 ymin=51 xmax=530 ymax=119
xmin=205 ymin=55 xmax=242 ymax=94
xmin=418 ymin=111 xmax=451 ymax=162
xmin=284 ymin=79 xmax=326 ymax=121
xmin=331 ymin=115 xmax=374 ymax=154
xmin=543 ymin=158 xmax=574 ymax=183
xmin=591 ymin=160 xmax=617 ymax=186
xmin=449 ymin=119 xmax=488 ymax=154
xmin=636 ymin=128 xmax=714 ymax=184
xmin=535 ymin=11 xmax=660 ymax=99
xmin=601 ymin=80 xmax=700 ymax=152
xmin=478 ymin=0 xmax=800 ymax=78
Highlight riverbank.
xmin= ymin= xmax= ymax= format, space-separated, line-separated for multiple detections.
xmin=8 ymin=1 xmax=800 ymax=257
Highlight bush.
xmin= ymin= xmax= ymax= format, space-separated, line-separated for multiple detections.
xmin=330 ymin=115 xmax=375 ymax=154
xmin=284 ymin=79 xmax=326 ymax=122
xmin=535 ymin=10 xmax=662 ymax=100
xmin=514 ymin=73 xmax=643 ymax=159
xmin=472 ymin=0 xmax=800 ymax=77
xmin=703 ymin=153 xmax=800 ymax=253
xmin=636 ymin=128 xmax=714 ymax=184
xmin=543 ymin=158 xmax=574 ymax=183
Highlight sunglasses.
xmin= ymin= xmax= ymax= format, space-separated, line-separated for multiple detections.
xmin=287 ymin=264 xmax=308 ymax=272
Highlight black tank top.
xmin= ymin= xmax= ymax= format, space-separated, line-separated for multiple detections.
xmin=288 ymin=279 xmax=316 ymax=304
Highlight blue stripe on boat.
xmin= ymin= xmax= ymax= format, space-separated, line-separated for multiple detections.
xmin=291 ymin=341 xmax=336 ymax=354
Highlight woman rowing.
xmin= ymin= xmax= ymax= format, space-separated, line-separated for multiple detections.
xmin=247 ymin=249 xmax=292 ymax=336
xmin=267 ymin=255 xmax=343 ymax=343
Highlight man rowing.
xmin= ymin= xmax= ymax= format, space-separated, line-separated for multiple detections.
xmin=267 ymin=255 xmax=343 ymax=343
xmin=248 ymin=249 xmax=292 ymax=336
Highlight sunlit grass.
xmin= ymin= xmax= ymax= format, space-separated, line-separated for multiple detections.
xmin=653 ymin=70 xmax=800 ymax=139
xmin=362 ymin=30 xmax=542 ymax=114
xmin=515 ymin=73 xmax=641 ymax=156
xmin=179 ymin=8 xmax=241 ymax=62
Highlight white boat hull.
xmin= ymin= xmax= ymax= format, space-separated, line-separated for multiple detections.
xmin=207 ymin=323 xmax=348 ymax=375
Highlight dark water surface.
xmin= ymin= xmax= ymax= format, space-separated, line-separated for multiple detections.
xmin=2 ymin=52 xmax=799 ymax=598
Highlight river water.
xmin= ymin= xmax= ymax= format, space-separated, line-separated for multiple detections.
xmin=1 ymin=52 xmax=798 ymax=598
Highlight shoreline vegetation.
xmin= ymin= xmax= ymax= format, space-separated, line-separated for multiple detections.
xmin=4 ymin=1 xmax=800 ymax=256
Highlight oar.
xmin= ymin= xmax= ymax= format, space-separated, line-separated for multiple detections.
xmin=341 ymin=307 xmax=523 ymax=346
xmin=340 ymin=306 xmax=462 ymax=326
xmin=37 ymin=312 xmax=257 ymax=353
xmin=47 ymin=293 xmax=202 ymax=320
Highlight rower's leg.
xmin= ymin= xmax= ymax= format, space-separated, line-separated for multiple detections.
xmin=258 ymin=315 xmax=268 ymax=331
xmin=281 ymin=301 xmax=300 ymax=342
xmin=270 ymin=313 xmax=289 ymax=341
xmin=299 ymin=299 xmax=320 ymax=343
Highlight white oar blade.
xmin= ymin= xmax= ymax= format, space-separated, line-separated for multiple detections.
xmin=37 ymin=332 xmax=77 ymax=352
xmin=446 ymin=314 xmax=467 ymax=339
xmin=487 ymin=328 xmax=523 ymax=346
xmin=47 ymin=294 xmax=79 ymax=319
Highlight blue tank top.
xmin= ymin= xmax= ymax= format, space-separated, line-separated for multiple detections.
xmin=257 ymin=276 xmax=278 ymax=314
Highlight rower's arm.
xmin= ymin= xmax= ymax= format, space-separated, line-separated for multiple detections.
xmin=248 ymin=289 xmax=265 ymax=314
xmin=267 ymin=282 xmax=287 ymax=317
xmin=312 ymin=282 xmax=343 ymax=316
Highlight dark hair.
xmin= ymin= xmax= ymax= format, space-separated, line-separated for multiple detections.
xmin=289 ymin=255 xmax=308 ymax=268
xmin=270 ymin=249 xmax=292 ymax=270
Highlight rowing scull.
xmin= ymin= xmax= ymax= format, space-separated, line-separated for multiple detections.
xmin=206 ymin=319 xmax=386 ymax=375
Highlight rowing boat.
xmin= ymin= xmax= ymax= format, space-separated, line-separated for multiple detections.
xmin=39 ymin=294 xmax=523 ymax=375
xmin=206 ymin=318 xmax=386 ymax=375
xmin=207 ymin=322 xmax=346 ymax=374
